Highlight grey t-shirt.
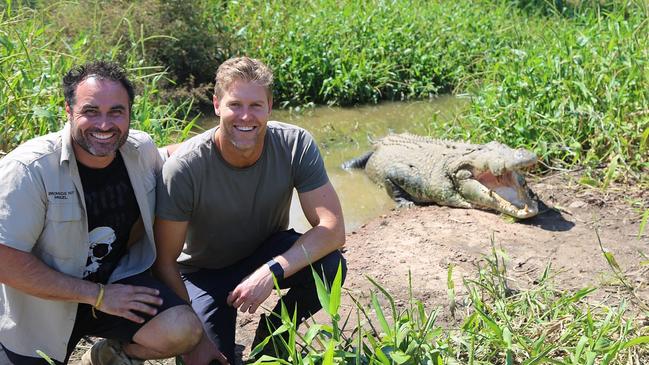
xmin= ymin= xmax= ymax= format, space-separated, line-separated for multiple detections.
xmin=156 ymin=121 xmax=328 ymax=270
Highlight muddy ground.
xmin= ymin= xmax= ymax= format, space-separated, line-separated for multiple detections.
xmin=74 ymin=171 xmax=648 ymax=364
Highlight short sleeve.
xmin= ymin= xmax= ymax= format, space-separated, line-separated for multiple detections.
xmin=130 ymin=130 xmax=163 ymax=175
xmin=0 ymin=159 xmax=46 ymax=252
xmin=155 ymin=156 xmax=194 ymax=221
xmin=157 ymin=147 xmax=169 ymax=164
xmin=293 ymin=130 xmax=329 ymax=193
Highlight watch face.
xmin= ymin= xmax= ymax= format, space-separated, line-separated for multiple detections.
xmin=267 ymin=259 xmax=284 ymax=280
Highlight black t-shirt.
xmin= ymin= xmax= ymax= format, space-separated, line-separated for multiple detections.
xmin=78 ymin=152 xmax=141 ymax=283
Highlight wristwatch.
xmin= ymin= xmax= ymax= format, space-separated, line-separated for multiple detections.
xmin=266 ymin=258 xmax=284 ymax=281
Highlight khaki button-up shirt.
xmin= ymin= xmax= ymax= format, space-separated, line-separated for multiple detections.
xmin=0 ymin=124 xmax=162 ymax=361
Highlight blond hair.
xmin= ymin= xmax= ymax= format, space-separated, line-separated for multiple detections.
xmin=214 ymin=57 xmax=273 ymax=100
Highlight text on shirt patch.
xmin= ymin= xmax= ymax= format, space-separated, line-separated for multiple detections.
xmin=48 ymin=191 xmax=76 ymax=200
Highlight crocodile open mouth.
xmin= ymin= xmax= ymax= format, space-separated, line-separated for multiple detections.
xmin=462 ymin=169 xmax=538 ymax=218
xmin=475 ymin=171 xmax=529 ymax=209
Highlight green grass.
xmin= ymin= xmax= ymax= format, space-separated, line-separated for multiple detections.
xmin=0 ymin=1 xmax=196 ymax=153
xmin=222 ymin=0 xmax=648 ymax=179
xmin=253 ymin=242 xmax=649 ymax=364
xmin=3 ymin=1 xmax=647 ymax=362
xmin=2 ymin=0 xmax=647 ymax=180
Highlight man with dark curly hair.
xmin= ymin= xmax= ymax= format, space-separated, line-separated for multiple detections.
xmin=0 ymin=61 xmax=203 ymax=364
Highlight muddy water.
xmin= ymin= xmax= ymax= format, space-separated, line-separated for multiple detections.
xmin=199 ymin=96 xmax=465 ymax=232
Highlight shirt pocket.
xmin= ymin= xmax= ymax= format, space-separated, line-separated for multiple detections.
xmin=38 ymin=203 xmax=83 ymax=260
xmin=46 ymin=203 xmax=82 ymax=222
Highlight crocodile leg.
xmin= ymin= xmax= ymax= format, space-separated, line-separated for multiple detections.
xmin=384 ymin=178 xmax=416 ymax=207
xmin=435 ymin=191 xmax=473 ymax=209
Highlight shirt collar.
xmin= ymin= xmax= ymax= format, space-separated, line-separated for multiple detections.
xmin=60 ymin=122 xmax=74 ymax=166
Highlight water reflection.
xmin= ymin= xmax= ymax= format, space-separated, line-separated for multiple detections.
xmin=198 ymin=97 xmax=465 ymax=232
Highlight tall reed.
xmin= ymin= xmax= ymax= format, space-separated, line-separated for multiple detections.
xmin=0 ymin=1 xmax=194 ymax=153
xmin=3 ymin=0 xmax=647 ymax=179
xmin=223 ymin=0 xmax=648 ymax=178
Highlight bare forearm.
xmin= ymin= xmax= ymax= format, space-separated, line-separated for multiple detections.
xmin=227 ymin=179 xmax=346 ymax=315
xmin=1 ymin=244 xmax=168 ymax=323
xmin=276 ymin=224 xmax=345 ymax=278
xmin=152 ymin=262 xmax=190 ymax=302
xmin=276 ymin=182 xmax=346 ymax=278
xmin=153 ymin=218 xmax=191 ymax=302
xmin=226 ymin=223 xmax=345 ymax=315
xmin=0 ymin=244 xmax=98 ymax=304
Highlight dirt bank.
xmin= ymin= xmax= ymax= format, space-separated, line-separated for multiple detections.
xmin=74 ymin=171 xmax=648 ymax=364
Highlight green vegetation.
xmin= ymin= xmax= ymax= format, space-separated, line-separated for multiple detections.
xmin=1 ymin=0 xmax=647 ymax=181
xmin=0 ymin=0 xmax=209 ymax=153
xmin=253 ymin=245 xmax=648 ymax=364
xmin=223 ymin=0 xmax=648 ymax=180
xmin=1 ymin=1 xmax=647 ymax=363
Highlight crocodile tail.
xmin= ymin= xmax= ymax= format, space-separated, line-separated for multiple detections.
xmin=341 ymin=151 xmax=374 ymax=170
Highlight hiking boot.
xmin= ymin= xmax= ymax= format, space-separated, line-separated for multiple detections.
xmin=78 ymin=339 xmax=144 ymax=365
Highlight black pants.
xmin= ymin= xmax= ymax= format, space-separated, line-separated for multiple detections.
xmin=1 ymin=271 xmax=186 ymax=364
xmin=183 ymin=229 xmax=347 ymax=363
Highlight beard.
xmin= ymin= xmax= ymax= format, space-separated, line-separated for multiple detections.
xmin=72 ymin=127 xmax=129 ymax=157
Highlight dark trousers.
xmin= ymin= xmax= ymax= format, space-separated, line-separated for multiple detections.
xmin=183 ymin=229 xmax=347 ymax=363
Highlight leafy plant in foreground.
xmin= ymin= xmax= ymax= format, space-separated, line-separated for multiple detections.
xmin=253 ymin=239 xmax=648 ymax=364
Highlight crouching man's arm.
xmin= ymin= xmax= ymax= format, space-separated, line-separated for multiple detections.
xmin=0 ymin=242 xmax=205 ymax=360
xmin=226 ymin=181 xmax=346 ymax=313
xmin=152 ymin=218 xmax=191 ymax=302
xmin=153 ymin=218 xmax=229 ymax=365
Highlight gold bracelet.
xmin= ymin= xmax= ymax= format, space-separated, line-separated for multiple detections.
xmin=91 ymin=283 xmax=105 ymax=319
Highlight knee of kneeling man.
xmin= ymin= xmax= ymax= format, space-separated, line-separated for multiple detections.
xmin=134 ymin=305 xmax=203 ymax=354
xmin=165 ymin=305 xmax=204 ymax=347
xmin=180 ymin=305 xmax=204 ymax=343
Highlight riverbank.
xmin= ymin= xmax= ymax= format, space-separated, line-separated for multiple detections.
xmin=70 ymin=170 xmax=648 ymax=364
xmin=240 ymin=170 xmax=649 ymax=363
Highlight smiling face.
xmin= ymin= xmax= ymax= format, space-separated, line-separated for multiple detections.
xmin=213 ymin=79 xmax=272 ymax=167
xmin=66 ymin=77 xmax=130 ymax=168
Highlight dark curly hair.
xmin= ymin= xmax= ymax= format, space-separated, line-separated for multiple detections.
xmin=63 ymin=61 xmax=135 ymax=109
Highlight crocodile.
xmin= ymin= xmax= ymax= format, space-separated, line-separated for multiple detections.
xmin=342 ymin=133 xmax=539 ymax=219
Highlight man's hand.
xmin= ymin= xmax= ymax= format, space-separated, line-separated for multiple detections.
xmin=226 ymin=265 xmax=275 ymax=314
xmin=97 ymin=284 xmax=163 ymax=323
xmin=181 ymin=333 xmax=230 ymax=365
xmin=0 ymin=245 xmax=165 ymax=320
